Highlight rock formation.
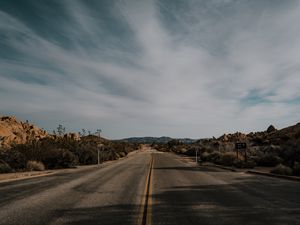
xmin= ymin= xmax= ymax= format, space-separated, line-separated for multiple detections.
xmin=0 ymin=116 xmax=48 ymax=148
xmin=267 ymin=125 xmax=277 ymax=133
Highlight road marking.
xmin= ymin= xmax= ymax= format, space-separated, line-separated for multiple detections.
xmin=137 ymin=154 xmax=154 ymax=225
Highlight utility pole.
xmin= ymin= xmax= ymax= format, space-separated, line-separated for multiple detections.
xmin=97 ymin=129 xmax=102 ymax=165
xmin=98 ymin=147 xmax=100 ymax=165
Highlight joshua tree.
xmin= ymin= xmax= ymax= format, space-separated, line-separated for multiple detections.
xmin=57 ymin=124 xmax=66 ymax=136
xmin=96 ymin=129 xmax=102 ymax=138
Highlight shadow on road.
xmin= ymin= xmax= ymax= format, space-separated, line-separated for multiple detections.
xmin=154 ymin=166 xmax=225 ymax=172
xmin=48 ymin=174 xmax=300 ymax=225
xmin=52 ymin=204 xmax=139 ymax=225
xmin=151 ymin=175 xmax=300 ymax=225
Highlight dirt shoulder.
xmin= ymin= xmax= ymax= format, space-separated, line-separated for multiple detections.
xmin=0 ymin=170 xmax=54 ymax=183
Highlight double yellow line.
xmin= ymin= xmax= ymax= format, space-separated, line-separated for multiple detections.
xmin=137 ymin=154 xmax=154 ymax=225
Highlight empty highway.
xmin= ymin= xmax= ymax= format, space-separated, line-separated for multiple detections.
xmin=0 ymin=148 xmax=300 ymax=225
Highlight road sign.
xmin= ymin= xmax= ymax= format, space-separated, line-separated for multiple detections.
xmin=235 ymin=142 xmax=247 ymax=150
xmin=235 ymin=142 xmax=248 ymax=162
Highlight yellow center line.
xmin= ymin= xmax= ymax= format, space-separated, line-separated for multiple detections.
xmin=137 ymin=153 xmax=154 ymax=225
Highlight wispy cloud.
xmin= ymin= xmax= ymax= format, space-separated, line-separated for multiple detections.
xmin=0 ymin=0 xmax=300 ymax=138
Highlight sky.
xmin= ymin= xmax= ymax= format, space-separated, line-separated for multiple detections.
xmin=0 ymin=0 xmax=300 ymax=139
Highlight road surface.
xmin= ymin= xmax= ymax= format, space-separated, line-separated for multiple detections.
xmin=0 ymin=149 xmax=300 ymax=225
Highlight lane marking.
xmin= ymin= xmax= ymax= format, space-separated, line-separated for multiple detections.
xmin=137 ymin=154 xmax=154 ymax=225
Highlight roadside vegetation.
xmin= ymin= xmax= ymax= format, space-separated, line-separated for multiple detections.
xmin=152 ymin=126 xmax=300 ymax=177
xmin=0 ymin=132 xmax=139 ymax=173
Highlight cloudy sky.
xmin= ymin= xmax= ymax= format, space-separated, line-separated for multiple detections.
xmin=1 ymin=0 xmax=300 ymax=139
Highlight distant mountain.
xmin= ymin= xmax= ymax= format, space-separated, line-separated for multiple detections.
xmin=120 ymin=136 xmax=198 ymax=144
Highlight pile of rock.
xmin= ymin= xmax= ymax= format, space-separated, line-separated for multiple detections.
xmin=218 ymin=132 xmax=248 ymax=142
xmin=0 ymin=116 xmax=48 ymax=148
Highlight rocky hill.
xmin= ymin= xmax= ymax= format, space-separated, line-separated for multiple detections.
xmin=211 ymin=123 xmax=300 ymax=150
xmin=0 ymin=116 xmax=140 ymax=172
xmin=0 ymin=116 xmax=48 ymax=148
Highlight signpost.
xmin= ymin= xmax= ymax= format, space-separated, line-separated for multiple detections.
xmin=235 ymin=142 xmax=247 ymax=162
xmin=98 ymin=148 xmax=100 ymax=165
xmin=195 ymin=147 xmax=200 ymax=163
xmin=96 ymin=129 xmax=102 ymax=165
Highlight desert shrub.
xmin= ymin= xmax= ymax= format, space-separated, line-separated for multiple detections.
xmin=184 ymin=148 xmax=196 ymax=156
xmin=41 ymin=148 xmax=78 ymax=169
xmin=167 ymin=139 xmax=180 ymax=148
xmin=278 ymin=143 xmax=300 ymax=167
xmin=205 ymin=151 xmax=221 ymax=163
xmin=0 ymin=135 xmax=141 ymax=170
xmin=201 ymin=152 xmax=210 ymax=161
xmin=295 ymin=131 xmax=300 ymax=139
xmin=77 ymin=148 xmax=97 ymax=165
xmin=72 ymin=143 xmax=98 ymax=165
xmin=0 ymin=160 xmax=12 ymax=173
xmin=257 ymin=154 xmax=282 ymax=167
xmin=280 ymin=135 xmax=291 ymax=142
xmin=154 ymin=144 xmax=169 ymax=152
xmin=271 ymin=164 xmax=293 ymax=176
xmin=293 ymin=162 xmax=300 ymax=176
xmin=26 ymin=160 xmax=45 ymax=171
xmin=97 ymin=149 xmax=114 ymax=162
xmin=117 ymin=151 xmax=127 ymax=158
xmin=219 ymin=152 xmax=236 ymax=166
xmin=106 ymin=149 xmax=118 ymax=161
xmin=252 ymin=137 xmax=264 ymax=146
xmin=1 ymin=149 xmax=26 ymax=170
xmin=14 ymin=140 xmax=43 ymax=162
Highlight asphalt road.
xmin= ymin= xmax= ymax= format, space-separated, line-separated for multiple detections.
xmin=0 ymin=149 xmax=300 ymax=225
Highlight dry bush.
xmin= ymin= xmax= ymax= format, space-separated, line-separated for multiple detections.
xmin=257 ymin=154 xmax=282 ymax=167
xmin=271 ymin=164 xmax=292 ymax=176
xmin=0 ymin=149 xmax=26 ymax=170
xmin=202 ymin=151 xmax=221 ymax=163
xmin=201 ymin=152 xmax=210 ymax=161
xmin=293 ymin=162 xmax=300 ymax=176
xmin=219 ymin=152 xmax=237 ymax=166
xmin=26 ymin=160 xmax=45 ymax=171
xmin=0 ymin=135 xmax=140 ymax=171
xmin=41 ymin=148 xmax=78 ymax=169
xmin=0 ymin=160 xmax=12 ymax=173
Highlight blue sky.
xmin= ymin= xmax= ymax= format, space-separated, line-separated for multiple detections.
xmin=0 ymin=0 xmax=300 ymax=139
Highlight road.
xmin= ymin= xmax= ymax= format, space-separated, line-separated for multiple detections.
xmin=0 ymin=149 xmax=300 ymax=225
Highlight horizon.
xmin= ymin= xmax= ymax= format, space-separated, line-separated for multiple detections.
xmin=1 ymin=113 xmax=295 ymax=140
xmin=1 ymin=0 xmax=300 ymax=139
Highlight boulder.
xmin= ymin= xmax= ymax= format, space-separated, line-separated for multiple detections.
xmin=267 ymin=125 xmax=276 ymax=133
xmin=0 ymin=115 xmax=48 ymax=148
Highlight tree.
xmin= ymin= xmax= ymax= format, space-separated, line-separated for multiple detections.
xmin=57 ymin=124 xmax=66 ymax=136
xmin=96 ymin=129 xmax=102 ymax=138
xmin=81 ymin=129 xmax=86 ymax=137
